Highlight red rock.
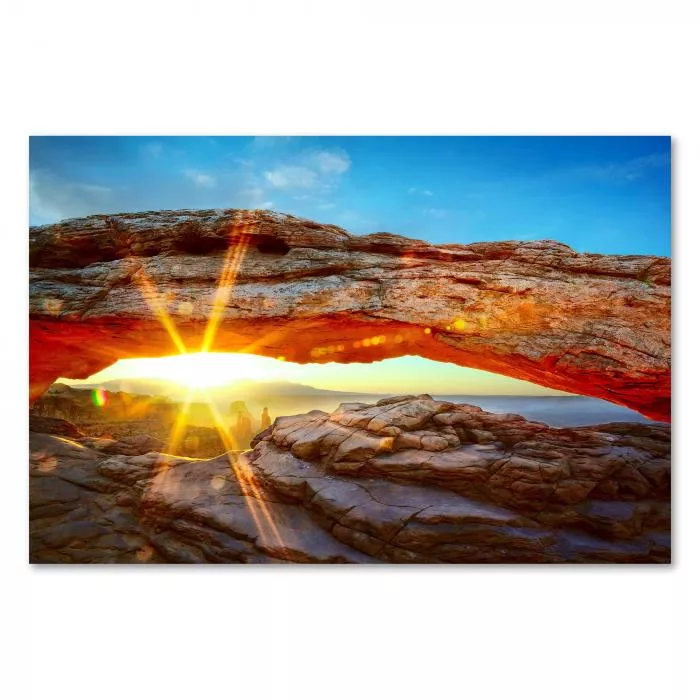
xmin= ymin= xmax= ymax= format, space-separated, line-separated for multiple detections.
xmin=30 ymin=209 xmax=670 ymax=420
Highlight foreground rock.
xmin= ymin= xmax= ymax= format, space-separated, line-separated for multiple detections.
xmin=30 ymin=209 xmax=670 ymax=420
xmin=30 ymin=397 xmax=670 ymax=564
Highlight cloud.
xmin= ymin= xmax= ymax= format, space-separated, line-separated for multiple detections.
xmin=264 ymin=165 xmax=318 ymax=189
xmin=309 ymin=149 xmax=351 ymax=174
xmin=263 ymin=148 xmax=351 ymax=192
xmin=422 ymin=207 xmax=448 ymax=218
xmin=569 ymin=152 xmax=670 ymax=183
xmin=236 ymin=187 xmax=274 ymax=209
xmin=409 ymin=187 xmax=434 ymax=197
xmin=30 ymin=169 xmax=115 ymax=223
xmin=225 ymin=144 xmax=353 ymax=216
xmin=184 ymin=169 xmax=217 ymax=188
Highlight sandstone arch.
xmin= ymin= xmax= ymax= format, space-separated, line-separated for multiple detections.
xmin=29 ymin=209 xmax=671 ymax=421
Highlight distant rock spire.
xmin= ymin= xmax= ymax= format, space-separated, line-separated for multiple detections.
xmin=261 ymin=406 xmax=271 ymax=430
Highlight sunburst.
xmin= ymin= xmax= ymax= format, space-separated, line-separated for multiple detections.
xmin=126 ymin=217 xmax=288 ymax=554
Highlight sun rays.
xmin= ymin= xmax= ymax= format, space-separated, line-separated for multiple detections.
xmin=132 ymin=266 xmax=189 ymax=356
xmin=201 ymin=396 xmax=288 ymax=552
xmin=200 ymin=222 xmax=252 ymax=354
xmin=78 ymin=214 xmax=457 ymax=557
xmin=124 ymin=217 xmax=290 ymax=554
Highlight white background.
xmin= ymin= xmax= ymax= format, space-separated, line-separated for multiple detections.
xmin=1 ymin=2 xmax=698 ymax=699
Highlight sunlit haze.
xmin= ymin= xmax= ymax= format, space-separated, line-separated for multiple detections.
xmin=60 ymin=352 xmax=570 ymax=396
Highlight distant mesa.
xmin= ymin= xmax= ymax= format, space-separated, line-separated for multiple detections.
xmin=63 ymin=377 xmax=370 ymax=400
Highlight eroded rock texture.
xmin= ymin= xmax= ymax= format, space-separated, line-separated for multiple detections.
xmin=30 ymin=210 xmax=670 ymax=420
xmin=30 ymin=397 xmax=670 ymax=564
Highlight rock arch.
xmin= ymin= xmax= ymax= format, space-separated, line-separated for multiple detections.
xmin=29 ymin=210 xmax=671 ymax=421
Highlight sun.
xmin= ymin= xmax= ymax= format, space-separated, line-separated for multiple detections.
xmin=139 ymin=352 xmax=275 ymax=388
xmin=73 ymin=352 xmax=283 ymax=390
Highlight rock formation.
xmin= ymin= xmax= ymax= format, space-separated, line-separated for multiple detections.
xmin=33 ymin=382 xmax=178 ymax=424
xmin=261 ymin=407 xmax=271 ymax=431
xmin=31 ymin=384 xmax=233 ymax=458
xmin=30 ymin=210 xmax=670 ymax=420
xmin=30 ymin=396 xmax=670 ymax=564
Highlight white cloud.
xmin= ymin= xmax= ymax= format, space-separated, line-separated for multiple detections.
xmin=232 ymin=144 xmax=352 ymax=213
xmin=184 ymin=169 xmax=217 ymax=188
xmin=263 ymin=148 xmax=351 ymax=192
xmin=236 ymin=187 xmax=274 ymax=209
xmin=409 ymin=187 xmax=434 ymax=196
xmin=30 ymin=170 xmax=115 ymax=223
xmin=264 ymin=165 xmax=318 ymax=189
xmin=309 ymin=149 xmax=351 ymax=174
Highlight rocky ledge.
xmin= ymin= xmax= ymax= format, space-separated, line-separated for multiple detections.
xmin=30 ymin=396 xmax=670 ymax=564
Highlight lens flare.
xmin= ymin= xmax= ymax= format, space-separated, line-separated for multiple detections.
xmin=91 ymin=388 xmax=107 ymax=407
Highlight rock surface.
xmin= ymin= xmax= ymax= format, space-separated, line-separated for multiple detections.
xmin=30 ymin=397 xmax=670 ymax=564
xmin=30 ymin=210 xmax=670 ymax=420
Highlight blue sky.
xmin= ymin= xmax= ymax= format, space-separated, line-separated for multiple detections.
xmin=29 ymin=136 xmax=671 ymax=255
